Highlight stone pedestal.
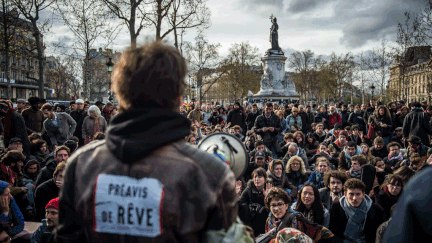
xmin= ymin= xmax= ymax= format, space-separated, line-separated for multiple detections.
xmin=252 ymin=50 xmax=299 ymax=102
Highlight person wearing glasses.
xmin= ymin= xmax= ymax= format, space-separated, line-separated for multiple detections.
xmin=263 ymin=187 xmax=335 ymax=242
xmin=31 ymin=197 xmax=59 ymax=243
xmin=375 ymin=175 xmax=404 ymax=220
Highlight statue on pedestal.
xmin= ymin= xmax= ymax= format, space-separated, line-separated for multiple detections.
xmin=269 ymin=14 xmax=282 ymax=52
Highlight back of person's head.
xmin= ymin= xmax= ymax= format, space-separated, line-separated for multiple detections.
xmin=53 ymin=162 xmax=66 ymax=178
xmin=1 ymin=150 xmax=25 ymax=166
xmin=69 ymin=136 xmax=79 ymax=144
xmin=28 ymin=133 xmax=42 ymax=142
xmin=412 ymin=102 xmax=421 ymax=108
xmin=41 ymin=103 xmax=53 ymax=111
xmin=63 ymin=140 xmax=78 ymax=154
xmin=112 ymin=41 xmax=187 ymax=111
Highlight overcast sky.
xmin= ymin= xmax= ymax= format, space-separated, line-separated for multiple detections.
xmin=45 ymin=0 xmax=429 ymax=63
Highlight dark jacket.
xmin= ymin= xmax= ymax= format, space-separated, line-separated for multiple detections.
xmin=70 ymin=109 xmax=88 ymax=146
xmin=340 ymin=110 xmax=350 ymax=128
xmin=44 ymin=113 xmax=77 ymax=147
xmin=315 ymin=112 xmax=329 ymax=129
xmin=2 ymin=111 xmax=31 ymax=156
xmin=376 ymin=115 xmax=393 ymax=138
xmin=349 ymin=134 xmax=362 ymax=146
xmin=31 ymin=219 xmax=54 ymax=243
xmin=375 ymin=188 xmax=400 ymax=220
xmin=305 ymin=141 xmax=319 ymax=158
xmin=207 ymin=115 xmax=223 ymax=126
xmin=313 ymin=131 xmax=327 ymax=143
xmin=21 ymin=107 xmax=44 ymax=134
xmin=370 ymin=147 xmax=389 ymax=160
xmin=227 ymin=109 xmax=246 ymax=129
xmin=348 ymin=111 xmax=366 ymax=131
xmin=285 ymin=171 xmax=308 ymax=190
xmin=318 ymin=187 xmax=336 ymax=210
xmin=35 ymin=160 xmax=57 ymax=188
xmin=364 ymin=107 xmax=375 ymax=125
xmin=403 ymin=108 xmax=431 ymax=146
xmin=383 ymin=166 xmax=432 ymax=242
xmin=330 ymin=199 xmax=385 ymax=243
xmin=254 ymin=113 xmax=281 ymax=144
xmin=267 ymin=171 xmax=298 ymax=199
xmin=54 ymin=108 xmax=238 ymax=243
xmin=34 ymin=178 xmax=59 ymax=222
xmin=246 ymin=110 xmax=261 ymax=131
xmin=298 ymin=111 xmax=309 ymax=132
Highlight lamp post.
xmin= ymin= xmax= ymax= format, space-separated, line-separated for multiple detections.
xmin=191 ymin=83 xmax=196 ymax=103
xmin=106 ymin=57 xmax=114 ymax=101
xmin=370 ymin=84 xmax=376 ymax=99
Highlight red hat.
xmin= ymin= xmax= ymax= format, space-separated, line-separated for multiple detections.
xmin=339 ymin=130 xmax=349 ymax=139
xmin=45 ymin=197 xmax=59 ymax=210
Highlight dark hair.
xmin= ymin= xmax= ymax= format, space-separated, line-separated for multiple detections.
xmin=351 ymin=125 xmax=359 ymax=131
xmin=382 ymin=174 xmax=404 ymax=192
xmin=371 ymin=157 xmax=384 ymax=166
xmin=30 ymin=139 xmax=47 ymax=155
xmin=28 ymin=132 xmax=42 ymax=142
xmin=351 ymin=154 xmax=367 ymax=166
xmin=41 ymin=103 xmax=53 ymax=111
xmin=112 ymin=41 xmax=187 ymax=111
xmin=54 ymin=145 xmax=70 ymax=157
xmin=324 ymin=170 xmax=348 ymax=188
xmin=411 ymin=102 xmax=421 ymax=108
xmin=0 ymin=222 xmax=10 ymax=237
xmin=1 ymin=150 xmax=26 ymax=166
xmin=251 ymin=167 xmax=267 ymax=180
xmin=265 ymin=102 xmax=273 ymax=107
xmin=265 ymin=187 xmax=291 ymax=209
xmin=284 ymin=133 xmax=294 ymax=140
xmin=255 ymin=140 xmax=265 ymax=147
xmin=393 ymin=166 xmax=415 ymax=184
xmin=295 ymin=183 xmax=325 ymax=225
xmin=346 ymin=141 xmax=357 ymax=148
xmin=343 ymin=178 xmax=366 ymax=193
xmin=28 ymin=97 xmax=41 ymax=105
xmin=69 ymin=136 xmax=79 ymax=144
xmin=305 ymin=133 xmax=316 ymax=145
xmin=387 ymin=142 xmax=401 ymax=151
xmin=57 ymin=104 xmax=66 ymax=112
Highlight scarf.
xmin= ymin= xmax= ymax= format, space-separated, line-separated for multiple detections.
xmin=349 ymin=168 xmax=361 ymax=179
xmin=344 ymin=146 xmax=362 ymax=168
xmin=335 ymin=139 xmax=348 ymax=148
xmin=388 ymin=151 xmax=403 ymax=161
xmin=0 ymin=164 xmax=15 ymax=185
xmin=340 ymin=195 xmax=372 ymax=243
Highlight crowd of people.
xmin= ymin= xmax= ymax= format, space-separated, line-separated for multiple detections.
xmin=0 ymin=41 xmax=430 ymax=243
xmin=183 ymin=97 xmax=432 ymax=242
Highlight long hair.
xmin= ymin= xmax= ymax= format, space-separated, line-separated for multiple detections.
xmin=360 ymin=143 xmax=372 ymax=163
xmin=286 ymin=156 xmax=306 ymax=174
xmin=88 ymin=105 xmax=101 ymax=117
xmin=377 ymin=105 xmax=391 ymax=119
xmin=295 ymin=183 xmax=325 ymax=225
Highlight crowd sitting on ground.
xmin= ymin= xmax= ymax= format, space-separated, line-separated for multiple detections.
xmin=183 ymin=98 xmax=432 ymax=242
xmin=0 ymin=94 xmax=430 ymax=242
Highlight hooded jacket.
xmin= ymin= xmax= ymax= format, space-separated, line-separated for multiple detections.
xmin=54 ymin=108 xmax=238 ymax=243
xmin=35 ymin=159 xmax=58 ymax=188
xmin=31 ymin=219 xmax=54 ymax=243
xmin=34 ymin=178 xmax=59 ymax=222
xmin=403 ymin=108 xmax=431 ymax=146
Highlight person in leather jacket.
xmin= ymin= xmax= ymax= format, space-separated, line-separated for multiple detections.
xmin=254 ymin=103 xmax=282 ymax=159
xmin=54 ymin=42 xmax=238 ymax=243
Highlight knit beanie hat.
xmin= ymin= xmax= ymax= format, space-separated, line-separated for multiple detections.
xmin=0 ymin=181 xmax=9 ymax=195
xmin=339 ymin=130 xmax=349 ymax=139
xmin=45 ymin=197 xmax=59 ymax=210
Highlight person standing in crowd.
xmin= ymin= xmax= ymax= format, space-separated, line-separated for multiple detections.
xmin=329 ymin=179 xmax=385 ymax=243
xmin=81 ymin=106 xmax=107 ymax=145
xmin=42 ymin=104 xmax=76 ymax=149
xmin=246 ymin=103 xmax=261 ymax=131
xmin=31 ymin=197 xmax=59 ymax=243
xmin=254 ymin=102 xmax=282 ymax=159
xmin=319 ymin=170 xmax=347 ymax=210
xmin=101 ymin=102 xmax=113 ymax=123
xmin=187 ymin=104 xmax=202 ymax=123
xmin=21 ymin=97 xmax=44 ymax=135
xmin=0 ymin=181 xmax=24 ymax=237
xmin=403 ymin=102 xmax=431 ymax=146
xmin=315 ymin=106 xmax=329 ymax=130
xmin=340 ymin=105 xmax=350 ymax=128
xmin=364 ymin=99 xmax=377 ymax=126
xmin=298 ymin=105 xmax=309 ymax=133
xmin=65 ymin=100 xmax=76 ymax=114
xmin=16 ymin=99 xmax=26 ymax=114
xmin=375 ymin=105 xmax=393 ymax=145
xmin=94 ymin=101 xmax=104 ymax=112
xmin=201 ymin=105 xmax=212 ymax=126
xmin=328 ymin=106 xmax=342 ymax=128
xmin=227 ymin=102 xmax=246 ymax=132
xmin=0 ymin=100 xmax=31 ymax=157
xmin=70 ymin=99 xmax=88 ymax=147
xmin=35 ymin=146 xmax=69 ymax=187
xmin=34 ymin=162 xmax=65 ymax=222
xmin=55 ymin=42 xmax=242 ymax=242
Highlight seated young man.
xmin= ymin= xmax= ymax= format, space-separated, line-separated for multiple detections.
xmin=307 ymin=157 xmax=330 ymax=190
xmin=339 ymin=141 xmax=362 ymax=170
xmin=349 ymin=125 xmax=363 ymax=146
xmin=249 ymin=140 xmax=272 ymax=162
xmin=370 ymin=137 xmax=389 ymax=159
xmin=243 ymin=151 xmax=269 ymax=182
xmin=329 ymin=178 xmax=385 ymax=243
xmin=383 ymin=142 xmax=404 ymax=169
xmin=346 ymin=155 xmax=367 ymax=179
xmin=319 ymin=170 xmax=348 ymax=210
xmin=330 ymin=130 xmax=349 ymax=152
xmin=31 ymin=197 xmax=59 ymax=243
xmin=313 ymin=124 xmax=327 ymax=143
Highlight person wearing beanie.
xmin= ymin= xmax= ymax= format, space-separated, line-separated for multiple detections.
xmin=227 ymin=101 xmax=246 ymax=131
xmin=0 ymin=181 xmax=24 ymax=237
xmin=331 ymin=130 xmax=349 ymax=152
xmin=31 ymin=197 xmax=59 ymax=243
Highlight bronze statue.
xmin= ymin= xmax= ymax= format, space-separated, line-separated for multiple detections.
xmin=270 ymin=15 xmax=281 ymax=51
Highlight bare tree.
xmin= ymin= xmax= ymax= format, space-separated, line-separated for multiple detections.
xmin=54 ymin=0 xmax=120 ymax=100
xmin=45 ymin=56 xmax=82 ymax=100
xmin=322 ymin=52 xmax=355 ymax=102
xmin=145 ymin=0 xmax=210 ymax=42
xmin=101 ymin=0 xmax=150 ymax=48
xmin=289 ymin=50 xmax=322 ymax=102
xmin=12 ymin=0 xmax=56 ymax=99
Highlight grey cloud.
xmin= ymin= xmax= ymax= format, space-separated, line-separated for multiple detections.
xmin=286 ymin=0 xmax=337 ymax=13
xmin=239 ymin=0 xmax=284 ymax=8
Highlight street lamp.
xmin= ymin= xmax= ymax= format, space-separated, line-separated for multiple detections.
xmin=191 ymin=83 xmax=196 ymax=103
xmin=370 ymin=84 xmax=376 ymax=99
xmin=106 ymin=57 xmax=114 ymax=101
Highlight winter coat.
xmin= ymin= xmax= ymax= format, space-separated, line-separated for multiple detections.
xmin=349 ymin=134 xmax=362 ymax=146
xmin=330 ymin=199 xmax=385 ymax=243
xmin=267 ymin=171 xmax=298 ymax=199
xmin=34 ymin=178 xmax=59 ymax=222
xmin=2 ymin=111 xmax=31 ymax=156
xmin=375 ymin=188 xmax=400 ymax=220
xmin=81 ymin=116 xmax=107 ymax=139
xmin=376 ymin=115 xmax=393 ymax=138
xmin=227 ymin=109 xmax=246 ymax=129
xmin=207 ymin=115 xmax=223 ymax=126
xmin=328 ymin=112 xmax=342 ymax=128
xmin=254 ymin=113 xmax=282 ymax=144
xmin=285 ymin=171 xmax=308 ymax=190
xmin=246 ymin=110 xmax=261 ymax=130
xmin=313 ymin=131 xmax=327 ymax=143
xmin=319 ymin=187 xmax=337 ymax=211
xmin=239 ymin=180 xmax=266 ymax=209
xmin=307 ymin=170 xmax=325 ymax=189
xmin=298 ymin=112 xmax=309 ymax=132
xmin=21 ymin=107 xmax=44 ymax=133
xmin=35 ymin=160 xmax=57 ymax=188
xmin=282 ymin=148 xmax=310 ymax=172
xmin=338 ymin=145 xmax=362 ymax=170
xmin=371 ymin=147 xmax=389 ymax=160
xmin=55 ymin=108 xmax=238 ymax=243
xmin=305 ymin=141 xmax=319 ymax=158
xmin=0 ymin=198 xmax=24 ymax=236
xmin=403 ymin=108 xmax=431 ymax=146
xmin=44 ymin=112 xmax=77 ymax=147
xmin=31 ymin=219 xmax=54 ymax=243
xmin=70 ymin=109 xmax=88 ymax=146
xmin=348 ymin=111 xmax=366 ymax=131
xmin=286 ymin=114 xmax=302 ymax=132
xmin=315 ymin=112 xmax=329 ymax=129
xmin=340 ymin=110 xmax=350 ymax=128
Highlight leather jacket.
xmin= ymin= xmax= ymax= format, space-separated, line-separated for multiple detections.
xmin=54 ymin=108 xmax=238 ymax=243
